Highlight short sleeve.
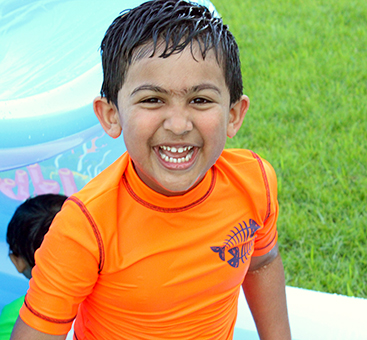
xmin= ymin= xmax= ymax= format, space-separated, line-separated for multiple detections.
xmin=252 ymin=158 xmax=279 ymax=257
xmin=19 ymin=199 xmax=101 ymax=335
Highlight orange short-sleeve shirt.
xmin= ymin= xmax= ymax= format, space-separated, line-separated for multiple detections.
xmin=20 ymin=149 xmax=278 ymax=339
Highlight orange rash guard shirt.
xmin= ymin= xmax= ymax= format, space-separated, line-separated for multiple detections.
xmin=20 ymin=149 xmax=278 ymax=339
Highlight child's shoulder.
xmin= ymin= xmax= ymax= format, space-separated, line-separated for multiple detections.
xmin=219 ymin=149 xmax=275 ymax=174
xmin=73 ymin=152 xmax=130 ymax=203
xmin=217 ymin=148 xmax=277 ymax=191
xmin=217 ymin=149 xmax=278 ymax=222
xmin=220 ymin=148 xmax=256 ymax=161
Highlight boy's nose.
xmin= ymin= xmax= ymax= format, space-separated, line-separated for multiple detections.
xmin=163 ymin=110 xmax=193 ymax=135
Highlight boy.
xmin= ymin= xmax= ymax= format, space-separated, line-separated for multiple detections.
xmin=0 ymin=194 xmax=67 ymax=340
xmin=11 ymin=1 xmax=291 ymax=339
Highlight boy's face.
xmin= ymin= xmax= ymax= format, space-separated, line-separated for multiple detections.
xmin=95 ymin=43 xmax=248 ymax=196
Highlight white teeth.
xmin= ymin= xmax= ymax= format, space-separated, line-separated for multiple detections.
xmin=160 ymin=146 xmax=193 ymax=153
xmin=159 ymin=147 xmax=194 ymax=163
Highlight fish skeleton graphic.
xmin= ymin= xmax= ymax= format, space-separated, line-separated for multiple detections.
xmin=211 ymin=219 xmax=261 ymax=268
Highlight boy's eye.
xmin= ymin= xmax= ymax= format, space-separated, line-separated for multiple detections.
xmin=191 ymin=97 xmax=212 ymax=104
xmin=140 ymin=97 xmax=163 ymax=104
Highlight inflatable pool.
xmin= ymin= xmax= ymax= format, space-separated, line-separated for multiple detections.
xmin=1 ymin=0 xmax=366 ymax=339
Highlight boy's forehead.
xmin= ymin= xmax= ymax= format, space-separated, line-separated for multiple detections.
xmin=119 ymin=44 xmax=229 ymax=101
xmin=129 ymin=39 xmax=224 ymax=70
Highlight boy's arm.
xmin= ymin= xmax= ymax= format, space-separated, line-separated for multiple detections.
xmin=242 ymin=243 xmax=291 ymax=340
xmin=10 ymin=317 xmax=67 ymax=340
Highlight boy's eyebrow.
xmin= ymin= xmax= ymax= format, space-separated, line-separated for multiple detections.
xmin=191 ymin=84 xmax=221 ymax=95
xmin=130 ymin=85 xmax=168 ymax=97
xmin=130 ymin=83 xmax=222 ymax=97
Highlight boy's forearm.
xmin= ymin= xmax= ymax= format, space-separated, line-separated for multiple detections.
xmin=242 ymin=254 xmax=291 ymax=340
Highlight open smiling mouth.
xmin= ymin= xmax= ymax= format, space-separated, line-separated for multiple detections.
xmin=158 ymin=145 xmax=195 ymax=164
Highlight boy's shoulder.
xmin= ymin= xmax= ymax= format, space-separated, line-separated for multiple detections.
xmin=218 ymin=149 xmax=276 ymax=180
xmin=217 ymin=148 xmax=277 ymax=199
xmin=72 ymin=152 xmax=130 ymax=204
xmin=217 ymin=149 xmax=278 ymax=224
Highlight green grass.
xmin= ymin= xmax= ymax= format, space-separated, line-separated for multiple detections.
xmin=212 ymin=0 xmax=367 ymax=298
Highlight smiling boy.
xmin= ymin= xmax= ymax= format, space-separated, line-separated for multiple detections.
xmin=96 ymin=46 xmax=242 ymax=196
xmin=11 ymin=1 xmax=291 ymax=339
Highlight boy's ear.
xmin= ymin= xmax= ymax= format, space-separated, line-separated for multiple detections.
xmin=93 ymin=96 xmax=122 ymax=138
xmin=227 ymin=95 xmax=250 ymax=138
xmin=9 ymin=254 xmax=28 ymax=274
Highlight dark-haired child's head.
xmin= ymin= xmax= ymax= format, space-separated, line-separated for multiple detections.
xmin=100 ymin=0 xmax=243 ymax=107
xmin=93 ymin=0 xmax=249 ymax=197
xmin=6 ymin=194 xmax=67 ymax=279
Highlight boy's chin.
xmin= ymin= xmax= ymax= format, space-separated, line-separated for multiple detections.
xmin=154 ymin=184 xmax=195 ymax=197
xmin=152 ymin=178 xmax=202 ymax=197
xmin=133 ymin=161 xmax=206 ymax=196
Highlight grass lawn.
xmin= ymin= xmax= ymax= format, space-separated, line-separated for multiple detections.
xmin=212 ymin=0 xmax=367 ymax=298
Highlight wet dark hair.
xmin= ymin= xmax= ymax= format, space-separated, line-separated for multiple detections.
xmin=100 ymin=0 xmax=242 ymax=106
xmin=6 ymin=194 xmax=67 ymax=268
